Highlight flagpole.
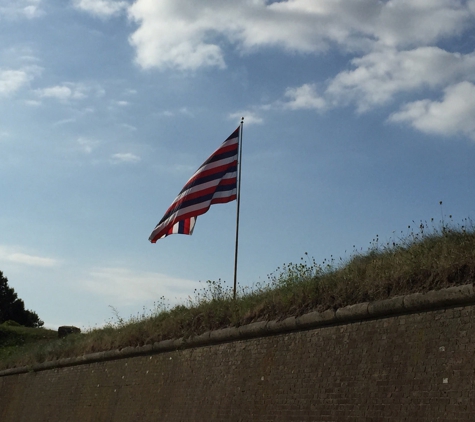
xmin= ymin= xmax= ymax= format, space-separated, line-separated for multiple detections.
xmin=233 ymin=117 xmax=244 ymax=300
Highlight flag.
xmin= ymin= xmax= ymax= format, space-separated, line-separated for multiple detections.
xmin=149 ymin=127 xmax=240 ymax=243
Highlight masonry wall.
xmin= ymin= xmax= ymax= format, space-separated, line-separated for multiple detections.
xmin=1 ymin=286 xmax=475 ymax=422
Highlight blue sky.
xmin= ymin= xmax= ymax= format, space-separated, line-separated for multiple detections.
xmin=1 ymin=0 xmax=475 ymax=330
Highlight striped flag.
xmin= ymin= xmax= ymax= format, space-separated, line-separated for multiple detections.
xmin=149 ymin=127 xmax=240 ymax=243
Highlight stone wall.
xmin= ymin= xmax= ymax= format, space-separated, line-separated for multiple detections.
xmin=1 ymin=285 xmax=475 ymax=421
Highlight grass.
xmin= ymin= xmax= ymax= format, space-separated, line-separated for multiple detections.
xmin=1 ymin=215 xmax=475 ymax=371
xmin=0 ymin=322 xmax=57 ymax=364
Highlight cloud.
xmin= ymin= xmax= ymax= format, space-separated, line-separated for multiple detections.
xmin=157 ymin=107 xmax=194 ymax=118
xmin=53 ymin=118 xmax=76 ymax=127
xmin=389 ymin=82 xmax=475 ymax=140
xmin=283 ymin=83 xmax=326 ymax=111
xmin=25 ymin=99 xmax=41 ymax=106
xmin=159 ymin=110 xmax=175 ymax=118
xmin=127 ymin=0 xmax=474 ymax=70
xmin=0 ymin=246 xmax=58 ymax=267
xmin=111 ymin=152 xmax=141 ymax=163
xmin=326 ymin=47 xmax=475 ymax=112
xmin=77 ymin=137 xmax=99 ymax=154
xmin=0 ymin=69 xmax=31 ymax=96
xmin=277 ymin=47 xmax=475 ymax=112
xmin=0 ymin=0 xmax=44 ymax=20
xmin=121 ymin=123 xmax=137 ymax=131
xmin=128 ymin=1 xmax=226 ymax=70
xmin=369 ymin=0 xmax=473 ymax=48
xmin=80 ymin=267 xmax=197 ymax=306
xmin=228 ymin=111 xmax=263 ymax=125
xmin=35 ymin=83 xmax=87 ymax=101
xmin=73 ymin=0 xmax=128 ymax=18
xmin=125 ymin=0 xmax=475 ymax=143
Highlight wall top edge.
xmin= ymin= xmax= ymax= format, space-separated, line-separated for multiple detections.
xmin=1 ymin=283 xmax=474 ymax=377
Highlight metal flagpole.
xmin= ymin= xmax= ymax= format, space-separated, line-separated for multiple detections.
xmin=233 ymin=118 xmax=244 ymax=300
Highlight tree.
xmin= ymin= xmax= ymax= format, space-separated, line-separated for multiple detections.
xmin=0 ymin=271 xmax=44 ymax=328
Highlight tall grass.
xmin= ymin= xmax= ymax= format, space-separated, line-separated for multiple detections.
xmin=2 ymin=216 xmax=475 ymax=370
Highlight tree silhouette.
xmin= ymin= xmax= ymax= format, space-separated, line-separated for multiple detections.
xmin=0 ymin=271 xmax=43 ymax=327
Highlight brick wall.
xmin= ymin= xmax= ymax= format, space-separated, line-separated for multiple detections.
xmin=1 ymin=286 xmax=475 ymax=421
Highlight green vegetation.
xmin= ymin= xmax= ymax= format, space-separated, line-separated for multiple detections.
xmin=0 ymin=322 xmax=57 ymax=363
xmin=1 ymin=215 xmax=475 ymax=371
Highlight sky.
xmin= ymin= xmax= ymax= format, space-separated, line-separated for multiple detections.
xmin=1 ymin=0 xmax=475 ymax=330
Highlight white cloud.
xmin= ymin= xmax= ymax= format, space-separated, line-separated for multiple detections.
xmin=128 ymin=1 xmax=226 ymax=70
xmin=389 ymin=81 xmax=475 ymax=140
xmin=0 ymin=246 xmax=58 ymax=267
xmin=73 ymin=0 xmax=128 ymax=18
xmin=25 ymin=99 xmax=41 ymax=106
xmin=35 ymin=83 xmax=87 ymax=101
xmin=0 ymin=0 xmax=44 ymax=20
xmin=157 ymin=107 xmax=194 ymax=118
xmin=108 ymin=0 xmax=475 ymax=143
xmin=53 ymin=118 xmax=76 ymax=126
xmin=371 ymin=0 xmax=472 ymax=47
xmin=228 ymin=111 xmax=263 ymax=125
xmin=274 ymin=47 xmax=475 ymax=114
xmin=111 ymin=152 xmax=141 ymax=163
xmin=77 ymin=137 xmax=99 ymax=154
xmin=283 ymin=83 xmax=326 ymax=111
xmin=326 ymin=47 xmax=475 ymax=112
xmin=127 ymin=0 xmax=474 ymax=70
xmin=0 ymin=69 xmax=31 ymax=96
xmin=235 ymin=84 xmax=326 ymax=119
xmin=23 ymin=4 xmax=42 ymax=19
xmin=121 ymin=123 xmax=137 ymax=131
xmin=80 ymin=267 xmax=197 ymax=306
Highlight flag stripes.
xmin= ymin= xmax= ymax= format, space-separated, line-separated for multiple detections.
xmin=149 ymin=127 xmax=240 ymax=243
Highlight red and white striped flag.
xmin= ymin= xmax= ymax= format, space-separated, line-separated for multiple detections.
xmin=149 ymin=127 xmax=240 ymax=243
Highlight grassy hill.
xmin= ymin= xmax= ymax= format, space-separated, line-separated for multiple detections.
xmin=1 ymin=218 xmax=474 ymax=371
xmin=0 ymin=322 xmax=57 ymax=364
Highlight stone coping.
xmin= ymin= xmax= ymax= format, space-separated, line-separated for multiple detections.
xmin=1 ymin=283 xmax=474 ymax=377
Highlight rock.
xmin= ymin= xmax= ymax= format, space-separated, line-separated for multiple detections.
xmin=58 ymin=326 xmax=81 ymax=338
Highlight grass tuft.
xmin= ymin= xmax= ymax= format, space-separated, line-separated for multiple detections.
xmin=1 ymin=217 xmax=475 ymax=370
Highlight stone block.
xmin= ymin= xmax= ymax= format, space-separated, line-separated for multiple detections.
xmin=335 ymin=302 xmax=369 ymax=321
xmin=58 ymin=326 xmax=81 ymax=338
xmin=368 ymin=296 xmax=405 ymax=317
